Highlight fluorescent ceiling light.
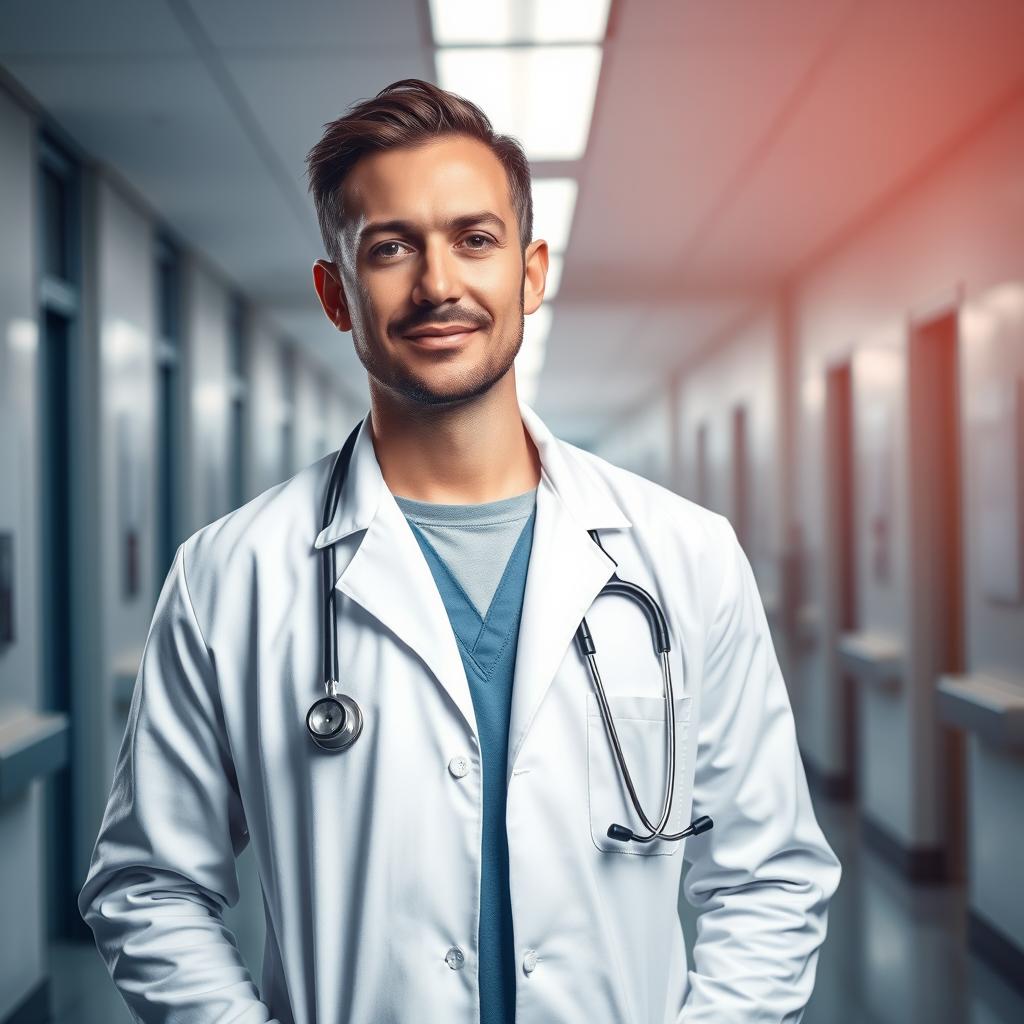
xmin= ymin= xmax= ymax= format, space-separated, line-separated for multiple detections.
xmin=429 ymin=0 xmax=611 ymax=45
xmin=8 ymin=318 xmax=37 ymax=354
xmin=531 ymin=178 xmax=577 ymax=253
xmin=437 ymin=46 xmax=602 ymax=161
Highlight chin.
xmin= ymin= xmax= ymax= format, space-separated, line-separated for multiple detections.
xmin=394 ymin=369 xmax=506 ymax=407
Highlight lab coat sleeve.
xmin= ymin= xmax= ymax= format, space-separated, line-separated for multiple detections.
xmin=677 ymin=516 xmax=841 ymax=1023
xmin=78 ymin=541 xmax=279 ymax=1023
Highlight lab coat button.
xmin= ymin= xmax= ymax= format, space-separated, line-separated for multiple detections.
xmin=445 ymin=946 xmax=466 ymax=970
xmin=522 ymin=949 xmax=538 ymax=974
xmin=448 ymin=756 xmax=469 ymax=778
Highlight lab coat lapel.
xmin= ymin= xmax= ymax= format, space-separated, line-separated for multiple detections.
xmin=506 ymin=402 xmax=632 ymax=780
xmin=313 ymin=402 xmax=633 ymax=754
xmin=313 ymin=417 xmax=477 ymax=736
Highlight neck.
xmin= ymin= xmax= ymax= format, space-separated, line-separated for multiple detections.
xmin=367 ymin=373 xmax=541 ymax=503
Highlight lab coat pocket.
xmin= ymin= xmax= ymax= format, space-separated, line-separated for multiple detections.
xmin=586 ymin=692 xmax=692 ymax=856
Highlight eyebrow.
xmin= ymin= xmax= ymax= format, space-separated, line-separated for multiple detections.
xmin=358 ymin=210 xmax=507 ymax=246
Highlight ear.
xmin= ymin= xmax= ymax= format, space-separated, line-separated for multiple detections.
xmin=522 ymin=239 xmax=549 ymax=316
xmin=312 ymin=259 xmax=352 ymax=331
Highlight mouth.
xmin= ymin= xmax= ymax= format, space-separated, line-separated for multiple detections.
xmin=402 ymin=327 xmax=481 ymax=348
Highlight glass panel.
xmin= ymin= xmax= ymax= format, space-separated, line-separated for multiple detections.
xmin=157 ymin=249 xmax=180 ymax=345
xmin=41 ymin=165 xmax=69 ymax=281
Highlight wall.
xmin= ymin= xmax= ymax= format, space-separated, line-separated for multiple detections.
xmin=90 ymin=177 xmax=159 ymax=824
xmin=326 ymin=381 xmax=361 ymax=455
xmin=674 ymin=308 xmax=786 ymax=596
xmin=182 ymin=256 xmax=232 ymax=534
xmin=790 ymin=85 xmax=1024 ymax=942
xmin=0 ymin=84 xmax=46 ymax=1023
xmin=620 ymin=78 xmax=1024 ymax=965
xmin=0 ymin=74 xmax=362 ymax=1019
xmin=246 ymin=313 xmax=290 ymax=494
xmin=294 ymin=354 xmax=331 ymax=471
xmin=958 ymin=279 xmax=1024 ymax=944
xmin=591 ymin=391 xmax=674 ymax=490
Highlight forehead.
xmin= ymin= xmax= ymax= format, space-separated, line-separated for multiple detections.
xmin=341 ymin=135 xmax=513 ymax=236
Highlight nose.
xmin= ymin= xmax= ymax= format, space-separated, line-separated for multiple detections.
xmin=411 ymin=236 xmax=463 ymax=307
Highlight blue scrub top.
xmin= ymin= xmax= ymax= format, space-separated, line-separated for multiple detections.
xmin=405 ymin=507 xmax=537 ymax=1024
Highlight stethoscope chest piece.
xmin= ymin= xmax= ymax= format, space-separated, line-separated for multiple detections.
xmin=306 ymin=688 xmax=363 ymax=751
xmin=311 ymin=422 xmax=367 ymax=754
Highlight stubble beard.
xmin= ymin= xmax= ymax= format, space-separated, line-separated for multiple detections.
xmin=356 ymin=295 xmax=526 ymax=409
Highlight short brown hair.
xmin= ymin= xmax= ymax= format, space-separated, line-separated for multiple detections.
xmin=305 ymin=78 xmax=533 ymax=265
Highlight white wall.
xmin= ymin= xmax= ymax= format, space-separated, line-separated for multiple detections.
xmin=246 ymin=313 xmax=290 ymax=495
xmin=294 ymin=354 xmax=329 ymax=471
xmin=789 ymin=85 xmax=1024 ymax=944
xmin=0 ymin=75 xmax=361 ymax=1018
xmin=91 ymin=177 xmax=159 ymax=812
xmin=0 ymin=84 xmax=46 ymax=1023
xmin=182 ymin=256 xmax=232 ymax=534
xmin=607 ymin=75 xmax=1024 ymax=966
xmin=325 ymin=382 xmax=361 ymax=455
xmin=590 ymin=391 xmax=674 ymax=490
xmin=674 ymin=308 xmax=785 ymax=594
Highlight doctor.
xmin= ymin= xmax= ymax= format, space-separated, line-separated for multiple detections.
xmin=79 ymin=78 xmax=840 ymax=1023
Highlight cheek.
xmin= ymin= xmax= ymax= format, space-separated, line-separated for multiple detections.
xmin=471 ymin=259 xmax=522 ymax=313
xmin=347 ymin=283 xmax=391 ymax=338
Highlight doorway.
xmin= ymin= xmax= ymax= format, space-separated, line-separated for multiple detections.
xmin=154 ymin=235 xmax=183 ymax=585
xmin=731 ymin=403 xmax=750 ymax=552
xmin=824 ymin=361 xmax=857 ymax=799
xmin=37 ymin=137 xmax=85 ymax=940
xmin=695 ymin=421 xmax=709 ymax=508
xmin=907 ymin=310 xmax=966 ymax=882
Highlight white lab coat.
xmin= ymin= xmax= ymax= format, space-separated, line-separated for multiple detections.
xmin=79 ymin=399 xmax=840 ymax=1024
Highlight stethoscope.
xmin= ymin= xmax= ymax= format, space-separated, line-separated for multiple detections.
xmin=306 ymin=418 xmax=714 ymax=847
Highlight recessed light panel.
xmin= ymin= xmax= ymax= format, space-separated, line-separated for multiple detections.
xmin=429 ymin=0 xmax=611 ymax=45
xmin=437 ymin=46 xmax=602 ymax=161
xmin=531 ymin=178 xmax=578 ymax=253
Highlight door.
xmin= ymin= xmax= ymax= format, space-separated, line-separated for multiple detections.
xmin=907 ymin=310 xmax=966 ymax=882
xmin=824 ymin=361 xmax=857 ymax=799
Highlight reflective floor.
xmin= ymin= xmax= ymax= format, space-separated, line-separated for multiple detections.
xmin=53 ymin=795 xmax=1023 ymax=1023
xmin=800 ymin=797 xmax=1023 ymax=1024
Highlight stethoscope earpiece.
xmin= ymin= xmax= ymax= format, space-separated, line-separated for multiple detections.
xmin=607 ymin=814 xmax=714 ymax=844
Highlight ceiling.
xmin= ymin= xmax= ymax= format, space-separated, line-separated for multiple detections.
xmin=2 ymin=0 xmax=1023 ymax=445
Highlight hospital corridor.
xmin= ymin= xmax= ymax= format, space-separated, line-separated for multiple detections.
xmin=2 ymin=2 xmax=1024 ymax=1022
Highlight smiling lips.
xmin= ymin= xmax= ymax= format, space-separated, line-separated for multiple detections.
xmin=403 ymin=324 xmax=480 ymax=346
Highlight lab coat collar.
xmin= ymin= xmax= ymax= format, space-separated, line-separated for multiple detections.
xmin=312 ymin=397 xmax=631 ymax=551
xmin=310 ymin=397 xmax=633 ymax=748
xmin=517 ymin=399 xmax=632 ymax=532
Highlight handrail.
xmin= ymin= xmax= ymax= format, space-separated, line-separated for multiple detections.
xmin=0 ymin=709 xmax=69 ymax=801
xmin=837 ymin=630 xmax=904 ymax=691
xmin=938 ymin=673 xmax=1024 ymax=749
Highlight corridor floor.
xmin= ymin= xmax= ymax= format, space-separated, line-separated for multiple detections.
xmin=52 ymin=794 xmax=1023 ymax=1023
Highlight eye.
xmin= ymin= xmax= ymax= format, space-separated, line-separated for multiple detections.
xmin=372 ymin=241 xmax=410 ymax=261
xmin=460 ymin=233 xmax=495 ymax=251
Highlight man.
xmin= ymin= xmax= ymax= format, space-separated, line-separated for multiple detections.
xmin=80 ymin=78 xmax=840 ymax=1023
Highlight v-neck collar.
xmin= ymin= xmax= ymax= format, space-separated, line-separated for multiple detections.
xmin=407 ymin=509 xmax=536 ymax=676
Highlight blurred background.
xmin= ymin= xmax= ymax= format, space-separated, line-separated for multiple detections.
xmin=2 ymin=1 xmax=1024 ymax=1021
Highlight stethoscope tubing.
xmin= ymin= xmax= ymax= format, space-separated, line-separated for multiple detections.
xmin=321 ymin=422 xmax=360 ymax=688
xmin=308 ymin=417 xmax=713 ymax=844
